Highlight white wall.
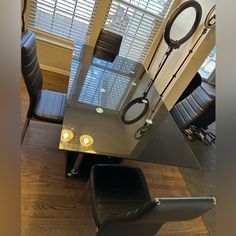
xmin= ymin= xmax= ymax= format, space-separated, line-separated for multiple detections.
xmin=148 ymin=0 xmax=215 ymax=110
xmin=36 ymin=38 xmax=72 ymax=76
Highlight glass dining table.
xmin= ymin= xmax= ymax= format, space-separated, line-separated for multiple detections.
xmin=59 ymin=42 xmax=200 ymax=178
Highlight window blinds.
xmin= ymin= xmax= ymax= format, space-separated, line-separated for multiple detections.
xmin=104 ymin=0 xmax=173 ymax=62
xmin=28 ymin=0 xmax=98 ymax=43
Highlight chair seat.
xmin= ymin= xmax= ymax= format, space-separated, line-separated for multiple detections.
xmin=90 ymin=164 xmax=151 ymax=226
xmin=34 ymin=89 xmax=67 ymax=123
xmin=171 ymin=86 xmax=214 ymax=129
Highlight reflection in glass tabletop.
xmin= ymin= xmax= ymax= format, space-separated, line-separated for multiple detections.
xmin=59 ymin=42 xmax=200 ymax=168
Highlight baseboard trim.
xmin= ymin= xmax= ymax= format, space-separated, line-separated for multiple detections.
xmin=40 ymin=64 xmax=70 ymax=76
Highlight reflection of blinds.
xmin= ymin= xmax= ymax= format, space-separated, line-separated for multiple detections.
xmin=78 ymin=61 xmax=132 ymax=110
xmin=68 ymin=42 xmax=138 ymax=110
xmin=28 ymin=0 xmax=98 ymax=43
xmin=104 ymin=0 xmax=173 ymax=62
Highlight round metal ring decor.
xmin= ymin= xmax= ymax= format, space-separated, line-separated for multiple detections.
xmin=120 ymin=0 xmax=202 ymax=125
xmin=164 ymin=0 xmax=202 ymax=49
xmin=120 ymin=97 xmax=149 ymax=125
xmin=204 ymin=5 xmax=216 ymax=29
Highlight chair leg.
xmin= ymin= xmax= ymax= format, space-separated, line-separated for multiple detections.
xmin=21 ymin=118 xmax=30 ymax=145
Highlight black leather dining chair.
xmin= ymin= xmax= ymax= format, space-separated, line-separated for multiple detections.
xmin=93 ymin=29 xmax=123 ymax=62
xmin=21 ymin=30 xmax=67 ymax=144
xmin=171 ymin=85 xmax=215 ymax=130
xmin=90 ymin=164 xmax=215 ymax=236
xmin=175 ymin=72 xmax=202 ymax=104
xmin=170 ymin=84 xmax=215 ymax=144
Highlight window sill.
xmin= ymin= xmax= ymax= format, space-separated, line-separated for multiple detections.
xmin=28 ymin=27 xmax=74 ymax=51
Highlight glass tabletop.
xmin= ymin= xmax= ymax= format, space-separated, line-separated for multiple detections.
xmin=59 ymin=42 xmax=200 ymax=168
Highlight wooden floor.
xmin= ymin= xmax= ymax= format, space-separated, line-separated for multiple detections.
xmin=21 ymin=70 xmax=210 ymax=236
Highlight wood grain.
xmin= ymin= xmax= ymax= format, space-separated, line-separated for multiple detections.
xmin=21 ymin=71 xmax=210 ymax=236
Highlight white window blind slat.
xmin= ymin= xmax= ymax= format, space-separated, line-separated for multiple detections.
xmin=28 ymin=0 xmax=98 ymax=42
xmin=28 ymin=17 xmax=91 ymax=35
xmin=28 ymin=16 xmax=91 ymax=36
xmin=54 ymin=5 xmax=95 ymax=16
xmin=28 ymin=12 xmax=97 ymax=23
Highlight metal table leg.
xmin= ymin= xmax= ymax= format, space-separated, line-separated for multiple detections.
xmin=67 ymin=152 xmax=84 ymax=177
xmin=66 ymin=152 xmax=122 ymax=179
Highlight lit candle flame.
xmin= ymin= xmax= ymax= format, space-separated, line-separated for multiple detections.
xmin=80 ymin=135 xmax=94 ymax=147
xmin=61 ymin=129 xmax=74 ymax=142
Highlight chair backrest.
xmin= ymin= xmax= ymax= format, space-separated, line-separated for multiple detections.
xmin=192 ymin=89 xmax=215 ymax=129
xmin=172 ymin=85 xmax=215 ymax=129
xmin=21 ymin=30 xmax=43 ymax=117
xmin=93 ymin=29 xmax=123 ymax=62
xmin=176 ymin=72 xmax=202 ymax=104
xmin=97 ymin=197 xmax=215 ymax=236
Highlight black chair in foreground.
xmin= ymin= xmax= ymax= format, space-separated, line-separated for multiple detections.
xmin=21 ymin=30 xmax=67 ymax=144
xmin=90 ymin=164 xmax=215 ymax=236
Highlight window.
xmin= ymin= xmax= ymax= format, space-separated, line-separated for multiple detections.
xmin=104 ymin=0 xmax=174 ymax=62
xmin=28 ymin=0 xmax=173 ymax=60
xmin=28 ymin=0 xmax=98 ymax=43
xmin=198 ymin=46 xmax=216 ymax=82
